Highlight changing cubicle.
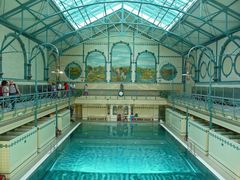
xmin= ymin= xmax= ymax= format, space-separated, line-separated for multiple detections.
xmin=165 ymin=108 xmax=186 ymax=136
xmin=0 ymin=126 xmax=37 ymax=174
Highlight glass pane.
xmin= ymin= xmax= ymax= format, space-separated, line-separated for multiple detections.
xmin=52 ymin=0 xmax=197 ymax=31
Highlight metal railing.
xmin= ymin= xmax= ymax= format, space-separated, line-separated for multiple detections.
xmin=168 ymin=93 xmax=240 ymax=120
xmin=0 ymin=90 xmax=77 ymax=121
xmin=78 ymin=95 xmax=165 ymax=101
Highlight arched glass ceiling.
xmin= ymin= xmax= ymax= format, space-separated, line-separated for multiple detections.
xmin=1 ymin=0 xmax=240 ymax=55
xmin=52 ymin=0 xmax=197 ymax=31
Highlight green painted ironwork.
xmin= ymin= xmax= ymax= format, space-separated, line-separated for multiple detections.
xmin=219 ymin=36 xmax=240 ymax=81
xmin=0 ymin=0 xmax=240 ymax=57
xmin=52 ymin=0 xmax=196 ymax=31
xmin=28 ymin=45 xmax=47 ymax=81
xmin=187 ymin=45 xmax=215 ymax=129
xmin=0 ymin=33 xmax=28 ymax=79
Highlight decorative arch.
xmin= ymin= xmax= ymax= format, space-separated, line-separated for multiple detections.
xmin=110 ymin=41 xmax=132 ymax=82
xmin=48 ymin=52 xmax=58 ymax=69
xmin=197 ymin=47 xmax=216 ymax=82
xmin=45 ymin=43 xmax=59 ymax=81
xmin=28 ymin=44 xmax=47 ymax=80
xmin=0 ymin=33 xmax=27 ymax=79
xmin=219 ymin=36 xmax=240 ymax=80
xmin=136 ymin=50 xmax=156 ymax=83
xmin=28 ymin=43 xmax=59 ymax=81
xmin=221 ymin=55 xmax=233 ymax=78
xmin=47 ymin=52 xmax=58 ymax=68
xmin=184 ymin=54 xmax=196 ymax=81
xmin=234 ymin=52 xmax=240 ymax=76
xmin=85 ymin=49 xmax=106 ymax=82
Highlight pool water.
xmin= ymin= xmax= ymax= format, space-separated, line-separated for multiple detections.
xmin=29 ymin=122 xmax=218 ymax=180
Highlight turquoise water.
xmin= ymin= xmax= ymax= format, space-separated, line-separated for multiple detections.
xmin=29 ymin=122 xmax=218 ymax=180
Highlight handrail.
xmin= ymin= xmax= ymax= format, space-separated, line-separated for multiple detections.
xmin=77 ymin=95 xmax=165 ymax=101
xmin=168 ymin=93 xmax=240 ymax=119
xmin=0 ymin=90 xmax=77 ymax=121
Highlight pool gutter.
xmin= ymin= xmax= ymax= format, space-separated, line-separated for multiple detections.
xmin=20 ymin=122 xmax=81 ymax=180
xmin=160 ymin=123 xmax=224 ymax=180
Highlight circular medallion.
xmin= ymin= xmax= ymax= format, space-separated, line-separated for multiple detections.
xmin=222 ymin=55 xmax=232 ymax=77
xmin=234 ymin=53 xmax=240 ymax=76
xmin=200 ymin=61 xmax=207 ymax=78
xmin=160 ymin=63 xmax=178 ymax=81
xmin=65 ymin=62 xmax=82 ymax=80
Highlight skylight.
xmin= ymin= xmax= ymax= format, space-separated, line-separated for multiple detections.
xmin=52 ymin=0 xmax=197 ymax=31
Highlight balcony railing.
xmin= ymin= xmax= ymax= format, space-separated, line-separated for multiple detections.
xmin=169 ymin=93 xmax=240 ymax=119
xmin=0 ymin=90 xmax=77 ymax=121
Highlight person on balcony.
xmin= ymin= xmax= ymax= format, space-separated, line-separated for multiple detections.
xmin=57 ymin=82 xmax=62 ymax=97
xmin=64 ymin=82 xmax=69 ymax=97
xmin=9 ymin=80 xmax=20 ymax=110
xmin=83 ymin=84 xmax=88 ymax=96
xmin=51 ymin=82 xmax=57 ymax=98
xmin=2 ymin=80 xmax=9 ymax=108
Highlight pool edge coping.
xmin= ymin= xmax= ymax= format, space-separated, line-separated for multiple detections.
xmin=20 ymin=122 xmax=81 ymax=180
xmin=160 ymin=123 xmax=225 ymax=180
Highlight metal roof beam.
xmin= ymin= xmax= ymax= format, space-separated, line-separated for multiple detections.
xmin=48 ymin=0 xmax=75 ymax=31
xmin=0 ymin=16 xmax=42 ymax=44
xmin=61 ymin=25 xmax=115 ymax=53
xmin=1 ymin=0 xmax=42 ymax=18
xmin=127 ymin=26 xmax=183 ymax=55
xmin=22 ymin=1 xmax=217 ymax=35
xmin=184 ymin=20 xmax=214 ymax=38
xmin=14 ymin=0 xmax=61 ymax=39
xmin=171 ymin=17 xmax=219 ymax=47
xmin=31 ymin=19 xmax=64 ymax=36
xmin=160 ymin=2 xmax=225 ymax=43
xmin=61 ymin=24 xmax=183 ymax=55
xmin=202 ymin=25 xmax=240 ymax=47
xmin=206 ymin=0 xmax=240 ymax=21
xmin=52 ymin=9 xmax=194 ymax=52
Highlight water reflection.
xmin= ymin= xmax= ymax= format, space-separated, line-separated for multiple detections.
xmin=109 ymin=122 xmax=134 ymax=137
xmin=76 ymin=122 xmax=160 ymax=140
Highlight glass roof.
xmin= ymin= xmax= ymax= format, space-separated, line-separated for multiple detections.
xmin=52 ymin=0 xmax=197 ymax=31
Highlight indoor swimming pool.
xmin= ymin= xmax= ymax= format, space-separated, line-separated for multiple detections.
xmin=28 ymin=122 xmax=218 ymax=180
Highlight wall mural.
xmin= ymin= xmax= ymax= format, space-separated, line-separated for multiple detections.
xmin=65 ymin=61 xmax=82 ymax=80
xmin=136 ymin=51 xmax=156 ymax=83
xmin=160 ymin=63 xmax=177 ymax=81
xmin=111 ymin=42 xmax=131 ymax=82
xmin=86 ymin=50 xmax=105 ymax=82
